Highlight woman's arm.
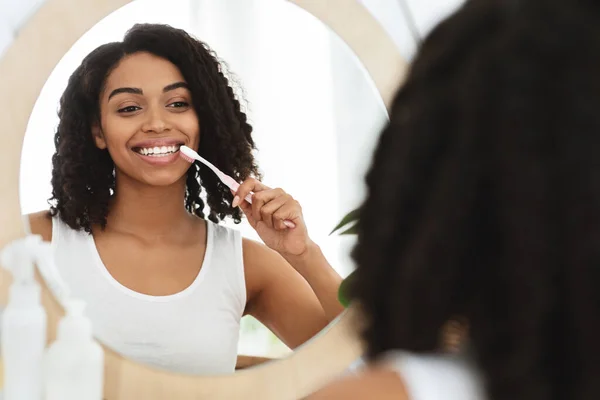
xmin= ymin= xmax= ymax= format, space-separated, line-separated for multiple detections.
xmin=280 ymin=240 xmax=344 ymax=321
xmin=233 ymin=178 xmax=344 ymax=347
xmin=27 ymin=211 xmax=53 ymax=241
xmin=243 ymin=238 xmax=336 ymax=349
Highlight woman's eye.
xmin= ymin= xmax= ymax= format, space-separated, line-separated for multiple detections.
xmin=168 ymin=101 xmax=189 ymax=108
xmin=117 ymin=105 xmax=140 ymax=113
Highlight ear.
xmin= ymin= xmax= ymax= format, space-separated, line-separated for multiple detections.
xmin=92 ymin=124 xmax=107 ymax=149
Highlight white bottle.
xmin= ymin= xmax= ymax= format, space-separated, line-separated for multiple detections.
xmin=0 ymin=235 xmax=48 ymax=400
xmin=44 ymin=299 xmax=104 ymax=400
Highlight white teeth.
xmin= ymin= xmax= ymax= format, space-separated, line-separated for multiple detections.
xmin=136 ymin=145 xmax=179 ymax=157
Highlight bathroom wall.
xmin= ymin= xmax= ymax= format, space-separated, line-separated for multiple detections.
xmin=0 ymin=0 xmax=466 ymax=60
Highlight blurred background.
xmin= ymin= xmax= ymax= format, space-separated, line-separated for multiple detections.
xmin=1 ymin=0 xmax=465 ymax=359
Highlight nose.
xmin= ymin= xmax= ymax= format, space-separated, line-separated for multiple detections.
xmin=141 ymin=107 xmax=170 ymax=134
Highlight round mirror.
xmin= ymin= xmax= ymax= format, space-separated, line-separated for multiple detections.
xmin=18 ymin=0 xmax=386 ymax=375
xmin=0 ymin=0 xmax=405 ymax=397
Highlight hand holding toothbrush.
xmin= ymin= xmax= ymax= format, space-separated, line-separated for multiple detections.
xmin=179 ymin=146 xmax=310 ymax=256
xmin=233 ymin=178 xmax=311 ymax=257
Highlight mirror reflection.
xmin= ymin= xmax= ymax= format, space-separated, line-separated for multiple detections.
xmin=19 ymin=0 xmax=387 ymax=375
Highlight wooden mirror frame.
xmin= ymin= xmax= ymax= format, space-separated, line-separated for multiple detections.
xmin=0 ymin=0 xmax=406 ymax=398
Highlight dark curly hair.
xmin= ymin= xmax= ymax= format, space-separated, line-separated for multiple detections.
xmin=49 ymin=23 xmax=260 ymax=232
xmin=351 ymin=1 xmax=600 ymax=399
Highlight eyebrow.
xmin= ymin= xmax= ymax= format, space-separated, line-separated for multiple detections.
xmin=107 ymin=81 xmax=189 ymax=100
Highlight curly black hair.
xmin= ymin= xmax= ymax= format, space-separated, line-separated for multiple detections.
xmin=350 ymin=1 xmax=600 ymax=399
xmin=49 ymin=23 xmax=260 ymax=232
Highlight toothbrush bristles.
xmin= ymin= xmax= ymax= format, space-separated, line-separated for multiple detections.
xmin=179 ymin=152 xmax=195 ymax=163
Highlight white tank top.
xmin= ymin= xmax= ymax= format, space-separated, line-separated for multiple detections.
xmin=383 ymin=351 xmax=487 ymax=400
xmin=50 ymin=215 xmax=246 ymax=375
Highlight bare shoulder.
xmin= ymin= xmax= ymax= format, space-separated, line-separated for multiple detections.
xmin=242 ymin=236 xmax=276 ymax=259
xmin=241 ymin=237 xmax=282 ymax=289
xmin=307 ymin=366 xmax=409 ymax=400
xmin=241 ymin=237 xmax=288 ymax=272
xmin=241 ymin=237 xmax=306 ymax=309
xmin=27 ymin=211 xmax=53 ymax=242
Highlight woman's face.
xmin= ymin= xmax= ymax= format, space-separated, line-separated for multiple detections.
xmin=95 ymin=51 xmax=200 ymax=187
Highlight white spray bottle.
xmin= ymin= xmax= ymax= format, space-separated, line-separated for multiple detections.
xmin=44 ymin=299 xmax=104 ymax=400
xmin=0 ymin=235 xmax=48 ymax=400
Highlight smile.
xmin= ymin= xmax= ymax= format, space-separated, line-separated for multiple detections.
xmin=133 ymin=145 xmax=180 ymax=157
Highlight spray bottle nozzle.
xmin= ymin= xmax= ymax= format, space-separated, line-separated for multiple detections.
xmin=64 ymin=299 xmax=86 ymax=317
xmin=1 ymin=234 xmax=71 ymax=305
xmin=0 ymin=235 xmax=43 ymax=284
xmin=59 ymin=299 xmax=93 ymax=341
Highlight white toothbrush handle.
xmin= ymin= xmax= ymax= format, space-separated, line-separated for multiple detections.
xmin=183 ymin=146 xmax=256 ymax=205
xmin=240 ymin=191 xmax=254 ymax=204
xmin=222 ymin=174 xmax=295 ymax=228
xmin=221 ymin=174 xmax=254 ymax=204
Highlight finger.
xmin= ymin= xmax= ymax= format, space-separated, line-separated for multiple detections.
xmin=239 ymin=201 xmax=257 ymax=227
xmin=273 ymin=201 xmax=302 ymax=230
xmin=233 ymin=178 xmax=270 ymax=208
xmin=258 ymin=194 xmax=289 ymax=230
xmin=252 ymin=188 xmax=286 ymax=224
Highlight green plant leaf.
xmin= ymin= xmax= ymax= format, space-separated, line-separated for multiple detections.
xmin=339 ymin=223 xmax=359 ymax=235
xmin=338 ymin=270 xmax=356 ymax=308
xmin=330 ymin=208 xmax=360 ymax=235
xmin=332 ymin=207 xmax=360 ymax=307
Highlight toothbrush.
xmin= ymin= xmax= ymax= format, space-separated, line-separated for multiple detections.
xmin=179 ymin=145 xmax=254 ymax=204
xmin=179 ymin=146 xmax=296 ymax=228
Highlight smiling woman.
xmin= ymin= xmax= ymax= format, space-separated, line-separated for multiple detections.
xmin=49 ymin=25 xmax=257 ymax=231
xmin=27 ymin=23 xmax=344 ymax=375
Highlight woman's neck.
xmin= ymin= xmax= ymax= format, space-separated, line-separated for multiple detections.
xmin=105 ymin=174 xmax=193 ymax=239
